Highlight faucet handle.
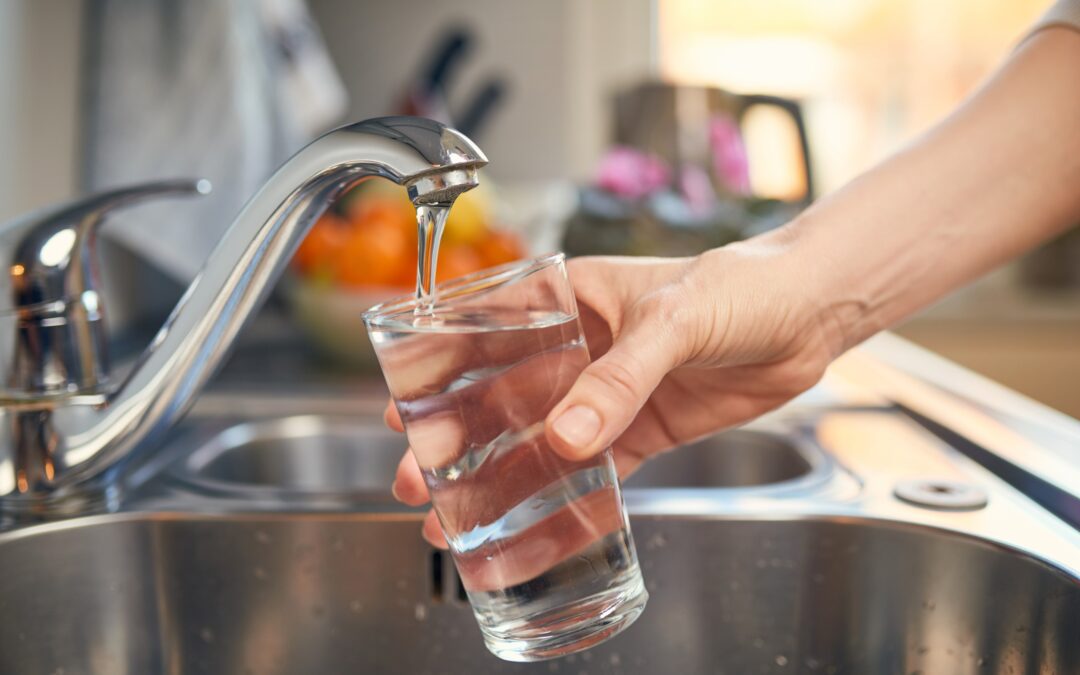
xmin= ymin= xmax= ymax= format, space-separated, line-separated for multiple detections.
xmin=0 ymin=179 xmax=211 ymax=397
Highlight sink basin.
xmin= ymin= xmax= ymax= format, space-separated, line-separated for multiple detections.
xmin=176 ymin=416 xmax=407 ymax=496
xmin=171 ymin=416 xmax=824 ymax=495
xmin=623 ymin=429 xmax=820 ymax=489
xmin=0 ymin=514 xmax=1075 ymax=674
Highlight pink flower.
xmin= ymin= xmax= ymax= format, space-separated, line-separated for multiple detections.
xmin=595 ymin=146 xmax=671 ymax=199
xmin=709 ymin=116 xmax=751 ymax=195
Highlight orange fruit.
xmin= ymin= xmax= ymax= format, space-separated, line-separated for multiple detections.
xmin=334 ymin=218 xmax=412 ymax=288
xmin=435 ymin=243 xmax=485 ymax=283
xmin=345 ymin=190 xmax=414 ymax=235
xmin=293 ymin=213 xmax=351 ymax=277
xmin=475 ymin=229 xmax=526 ymax=268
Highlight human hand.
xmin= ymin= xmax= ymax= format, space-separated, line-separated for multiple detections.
xmin=387 ymin=238 xmax=839 ymax=546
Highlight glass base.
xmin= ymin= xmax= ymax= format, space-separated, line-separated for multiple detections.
xmin=478 ymin=572 xmax=648 ymax=662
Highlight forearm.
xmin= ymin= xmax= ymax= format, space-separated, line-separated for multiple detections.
xmin=777 ymin=28 xmax=1080 ymax=355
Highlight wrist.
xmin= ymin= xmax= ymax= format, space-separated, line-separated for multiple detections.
xmin=776 ymin=212 xmax=883 ymax=358
xmin=686 ymin=225 xmax=846 ymax=366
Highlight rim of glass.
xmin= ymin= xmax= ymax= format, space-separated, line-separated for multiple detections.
xmin=363 ymin=251 xmax=566 ymax=326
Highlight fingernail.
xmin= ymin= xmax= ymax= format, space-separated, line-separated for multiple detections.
xmin=391 ymin=481 xmax=402 ymax=502
xmin=552 ymin=405 xmax=601 ymax=450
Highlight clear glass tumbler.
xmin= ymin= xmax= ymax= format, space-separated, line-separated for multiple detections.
xmin=364 ymin=253 xmax=647 ymax=661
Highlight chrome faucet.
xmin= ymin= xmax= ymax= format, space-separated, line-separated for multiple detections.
xmin=0 ymin=117 xmax=486 ymax=512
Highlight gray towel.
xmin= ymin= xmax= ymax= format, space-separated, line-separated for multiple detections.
xmin=82 ymin=0 xmax=347 ymax=282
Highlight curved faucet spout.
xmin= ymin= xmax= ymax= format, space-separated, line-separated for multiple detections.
xmin=22 ymin=117 xmax=486 ymax=502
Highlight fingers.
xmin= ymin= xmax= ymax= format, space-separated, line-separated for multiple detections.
xmin=392 ymin=452 xmax=447 ymax=549
xmin=392 ymin=450 xmax=430 ymax=506
xmin=422 ymin=508 xmax=449 ymax=549
xmin=384 ymin=400 xmax=404 ymax=432
xmin=545 ymin=300 xmax=684 ymax=461
xmin=389 ymin=449 xmax=447 ymax=549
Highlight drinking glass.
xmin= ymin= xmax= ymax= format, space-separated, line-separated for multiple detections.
xmin=364 ymin=253 xmax=647 ymax=661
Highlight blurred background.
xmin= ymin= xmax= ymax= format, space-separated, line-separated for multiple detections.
xmin=0 ymin=0 xmax=1077 ymax=415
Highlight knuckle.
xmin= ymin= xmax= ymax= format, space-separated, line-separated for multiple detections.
xmin=587 ymin=357 xmax=644 ymax=407
xmin=631 ymin=285 xmax=694 ymax=363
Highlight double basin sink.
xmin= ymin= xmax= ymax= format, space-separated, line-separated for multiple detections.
xmin=0 ymin=393 xmax=1077 ymax=673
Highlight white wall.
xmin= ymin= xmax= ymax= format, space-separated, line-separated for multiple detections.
xmin=309 ymin=0 xmax=656 ymax=183
xmin=0 ymin=0 xmax=83 ymax=221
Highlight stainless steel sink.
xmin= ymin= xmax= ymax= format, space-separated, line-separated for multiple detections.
xmin=623 ymin=429 xmax=822 ymax=489
xmin=168 ymin=415 xmax=828 ymax=496
xmin=3 ymin=394 xmax=1076 ymax=674
xmin=174 ymin=416 xmax=407 ymax=497
xmin=0 ymin=513 xmax=1076 ymax=674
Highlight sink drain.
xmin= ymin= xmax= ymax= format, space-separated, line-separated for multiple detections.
xmin=894 ymin=479 xmax=988 ymax=511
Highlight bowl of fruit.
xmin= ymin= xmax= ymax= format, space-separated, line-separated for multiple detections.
xmin=286 ymin=178 xmax=526 ymax=369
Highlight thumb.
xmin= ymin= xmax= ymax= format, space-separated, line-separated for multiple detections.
xmin=545 ymin=313 xmax=681 ymax=460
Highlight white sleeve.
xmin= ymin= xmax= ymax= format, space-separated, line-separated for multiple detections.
xmin=1029 ymin=0 xmax=1080 ymax=36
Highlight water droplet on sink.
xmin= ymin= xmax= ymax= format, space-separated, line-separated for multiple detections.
xmin=415 ymin=603 xmax=428 ymax=621
xmin=254 ymin=530 xmax=271 ymax=544
xmin=752 ymin=637 xmax=765 ymax=648
xmin=349 ymin=599 xmax=364 ymax=613
xmin=977 ymin=657 xmax=986 ymax=666
xmin=805 ymin=657 xmax=821 ymax=670
xmin=582 ymin=652 xmax=593 ymax=662
xmin=609 ymin=654 xmax=621 ymax=666
xmin=200 ymin=627 xmax=215 ymax=643
xmin=775 ymin=655 xmax=788 ymax=666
